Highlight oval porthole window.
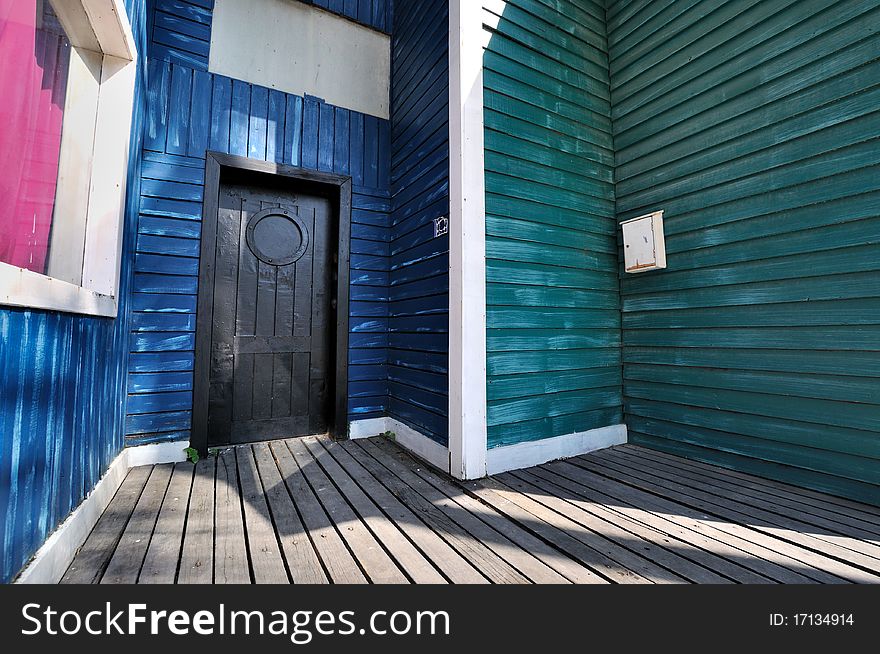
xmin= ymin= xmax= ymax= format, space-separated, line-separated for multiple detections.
xmin=245 ymin=207 xmax=309 ymax=266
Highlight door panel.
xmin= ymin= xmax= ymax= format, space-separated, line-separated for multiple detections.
xmin=207 ymin=181 xmax=333 ymax=446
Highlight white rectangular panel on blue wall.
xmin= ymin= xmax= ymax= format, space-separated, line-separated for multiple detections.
xmin=209 ymin=0 xmax=391 ymax=118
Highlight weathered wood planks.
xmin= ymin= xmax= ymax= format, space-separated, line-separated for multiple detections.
xmin=66 ymin=440 xmax=880 ymax=585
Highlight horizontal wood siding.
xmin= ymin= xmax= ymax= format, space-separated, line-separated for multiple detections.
xmin=147 ymin=0 xmax=214 ymax=70
xmin=388 ymin=0 xmax=449 ymax=445
xmin=127 ymin=1 xmax=391 ymax=445
xmin=0 ymin=0 xmax=149 ymax=583
xmin=483 ymin=0 xmax=621 ymax=448
xmin=607 ymin=0 xmax=880 ymax=504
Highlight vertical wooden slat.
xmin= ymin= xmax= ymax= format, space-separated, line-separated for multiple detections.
xmin=209 ymin=76 xmax=232 ymax=152
xmin=284 ymin=95 xmax=303 ymax=166
xmin=318 ymin=102 xmax=335 ymax=171
xmin=334 ymin=107 xmax=350 ymax=175
xmin=166 ymin=65 xmax=192 ymax=155
xmin=145 ymin=59 xmax=172 ymax=152
xmin=209 ymin=189 xmax=241 ymax=438
xmin=267 ymin=89 xmax=287 ymax=164
xmin=363 ymin=114 xmax=379 ymax=188
xmin=249 ymin=86 xmax=269 ymax=160
xmin=301 ymin=96 xmax=320 ymax=169
xmin=349 ymin=112 xmax=364 ymax=186
xmin=308 ymin=206 xmax=331 ymax=432
xmin=273 ymin=199 xmax=297 ymax=418
xmin=229 ymin=80 xmax=250 ymax=157
xmin=251 ymin=195 xmax=277 ymax=422
xmin=188 ymin=70 xmax=212 ymax=157
xmin=233 ymin=191 xmax=257 ymax=422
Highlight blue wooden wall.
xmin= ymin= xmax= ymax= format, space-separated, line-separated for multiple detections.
xmin=388 ymin=0 xmax=449 ymax=446
xmin=0 ymin=0 xmax=149 ymax=583
xmin=126 ymin=0 xmax=392 ymax=445
xmin=607 ymin=0 xmax=880 ymax=505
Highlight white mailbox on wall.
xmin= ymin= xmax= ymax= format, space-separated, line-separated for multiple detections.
xmin=622 ymin=210 xmax=667 ymax=274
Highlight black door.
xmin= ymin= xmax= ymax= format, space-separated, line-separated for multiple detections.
xmin=206 ymin=180 xmax=334 ymax=446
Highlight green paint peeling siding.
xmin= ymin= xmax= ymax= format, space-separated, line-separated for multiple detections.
xmin=483 ymin=0 xmax=622 ymax=448
xmin=607 ymin=0 xmax=880 ymax=504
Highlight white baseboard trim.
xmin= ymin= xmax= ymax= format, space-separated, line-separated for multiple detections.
xmin=348 ymin=417 xmax=390 ymax=440
xmin=387 ymin=418 xmax=450 ymax=473
xmin=486 ymin=424 xmax=627 ymax=476
xmin=14 ymin=439 xmax=190 ymax=584
xmin=349 ymin=417 xmax=450 ymax=473
xmin=126 ymin=439 xmax=189 ymax=467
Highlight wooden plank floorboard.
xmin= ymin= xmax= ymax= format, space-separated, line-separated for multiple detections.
xmin=508 ymin=468 xmax=733 ymax=584
xmin=595 ymin=449 xmax=880 ymax=575
xmin=140 ymin=463 xmax=195 ymax=583
xmin=621 ymin=446 xmax=880 ymax=539
xmin=551 ymin=458 xmax=830 ymax=583
xmin=178 ymin=457 xmax=215 ymax=584
xmin=624 ymin=445 xmax=880 ymax=522
xmin=524 ymin=463 xmax=775 ymax=583
xmin=288 ymin=438 xmax=409 ymax=584
xmin=493 ymin=471 xmax=691 ymax=583
xmin=303 ymin=437 xmax=447 ymax=584
xmin=214 ymin=449 xmax=250 ymax=584
xmin=62 ymin=466 xmax=152 ymax=584
xmin=102 ymin=464 xmax=174 ymax=584
xmin=380 ymin=442 xmax=597 ymax=584
xmin=572 ymin=454 xmax=873 ymax=583
xmin=66 ymin=438 xmax=880 ymax=585
xmin=318 ymin=438 xmax=487 ymax=584
xmin=370 ymin=438 xmax=570 ymax=584
xmin=271 ymin=441 xmax=367 ymax=583
xmin=237 ymin=446 xmax=290 ymax=583
xmin=343 ymin=440 xmax=523 ymax=583
xmin=472 ymin=475 xmax=654 ymax=584
xmin=252 ymin=442 xmax=328 ymax=584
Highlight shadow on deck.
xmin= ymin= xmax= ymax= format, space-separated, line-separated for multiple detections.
xmin=62 ymin=437 xmax=880 ymax=584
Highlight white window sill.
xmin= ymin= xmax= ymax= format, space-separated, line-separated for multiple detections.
xmin=0 ymin=264 xmax=117 ymax=318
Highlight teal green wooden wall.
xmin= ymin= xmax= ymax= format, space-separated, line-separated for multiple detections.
xmin=482 ymin=0 xmax=622 ymax=448
xmin=607 ymin=0 xmax=880 ymax=504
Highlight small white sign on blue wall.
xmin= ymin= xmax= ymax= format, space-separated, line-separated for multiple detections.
xmin=622 ymin=210 xmax=667 ymax=273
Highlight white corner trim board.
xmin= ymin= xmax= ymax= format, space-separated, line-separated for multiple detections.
xmin=448 ymin=0 xmax=488 ymax=481
xmin=349 ymin=418 xmax=450 ymax=474
xmin=14 ymin=439 xmax=189 ymax=584
xmin=486 ymin=424 xmax=628 ymax=476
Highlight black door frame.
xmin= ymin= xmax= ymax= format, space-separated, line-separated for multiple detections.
xmin=191 ymin=151 xmax=352 ymax=455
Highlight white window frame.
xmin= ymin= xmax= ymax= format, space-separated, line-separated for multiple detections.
xmin=0 ymin=0 xmax=137 ymax=318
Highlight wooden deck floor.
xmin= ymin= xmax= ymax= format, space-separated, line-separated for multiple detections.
xmin=62 ymin=437 xmax=880 ymax=584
